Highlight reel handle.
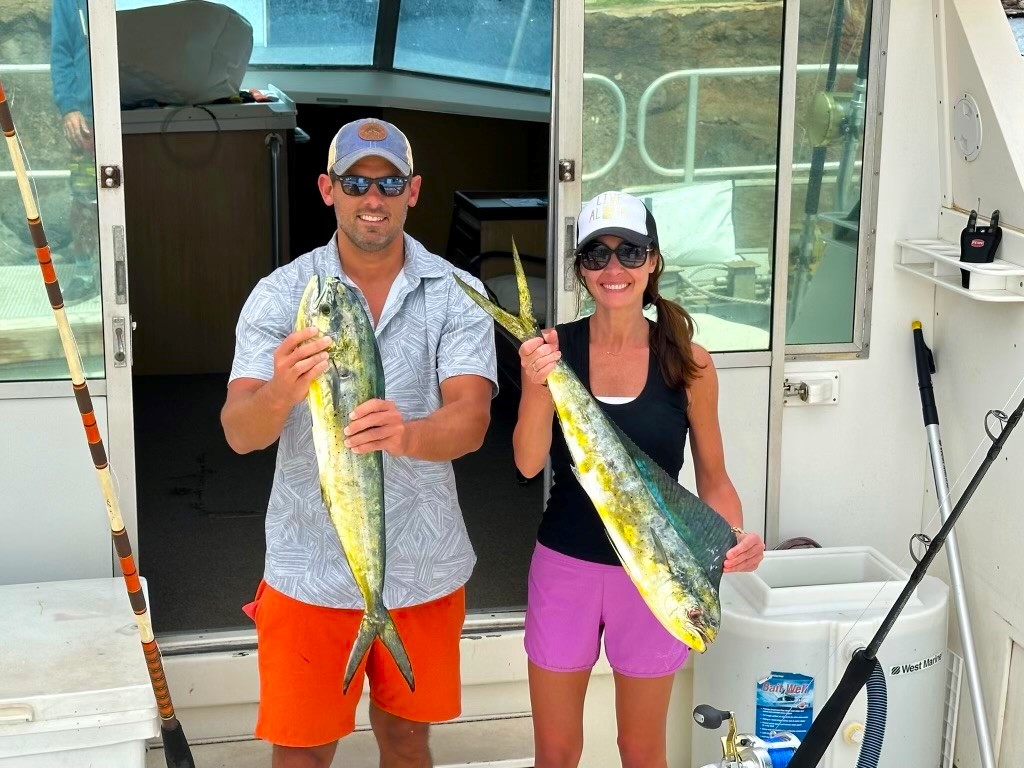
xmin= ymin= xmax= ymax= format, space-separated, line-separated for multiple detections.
xmin=693 ymin=704 xmax=732 ymax=730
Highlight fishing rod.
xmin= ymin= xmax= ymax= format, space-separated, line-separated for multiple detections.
xmin=0 ymin=82 xmax=196 ymax=768
xmin=786 ymin=385 xmax=1024 ymax=768
xmin=912 ymin=321 xmax=996 ymax=768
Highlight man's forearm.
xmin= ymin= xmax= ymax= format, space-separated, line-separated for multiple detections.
xmin=402 ymin=400 xmax=490 ymax=462
xmin=222 ymin=384 xmax=293 ymax=454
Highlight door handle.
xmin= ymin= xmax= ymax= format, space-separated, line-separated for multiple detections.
xmin=0 ymin=704 xmax=34 ymax=724
xmin=113 ymin=316 xmax=127 ymax=367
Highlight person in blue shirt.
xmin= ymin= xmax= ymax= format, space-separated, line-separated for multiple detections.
xmin=51 ymin=0 xmax=98 ymax=302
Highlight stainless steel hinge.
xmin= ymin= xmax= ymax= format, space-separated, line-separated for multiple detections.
xmin=557 ymin=159 xmax=576 ymax=182
xmin=99 ymin=165 xmax=122 ymax=189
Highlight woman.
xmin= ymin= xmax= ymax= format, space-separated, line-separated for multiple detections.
xmin=514 ymin=191 xmax=764 ymax=768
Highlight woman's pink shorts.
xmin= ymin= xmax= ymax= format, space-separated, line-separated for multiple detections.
xmin=524 ymin=542 xmax=689 ymax=678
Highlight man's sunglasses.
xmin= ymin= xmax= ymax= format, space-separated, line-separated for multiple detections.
xmin=575 ymin=242 xmax=651 ymax=270
xmin=333 ymin=174 xmax=411 ymax=197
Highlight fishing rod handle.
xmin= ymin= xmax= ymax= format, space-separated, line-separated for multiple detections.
xmin=911 ymin=322 xmax=939 ymax=426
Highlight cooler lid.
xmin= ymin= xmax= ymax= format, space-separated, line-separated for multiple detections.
xmin=0 ymin=578 xmax=157 ymax=727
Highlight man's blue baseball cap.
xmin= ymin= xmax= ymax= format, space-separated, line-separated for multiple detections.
xmin=327 ymin=118 xmax=414 ymax=177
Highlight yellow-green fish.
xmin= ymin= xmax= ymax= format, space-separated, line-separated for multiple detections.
xmin=297 ymin=275 xmax=414 ymax=692
xmin=453 ymin=248 xmax=736 ymax=652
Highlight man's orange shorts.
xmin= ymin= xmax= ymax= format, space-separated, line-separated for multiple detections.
xmin=245 ymin=580 xmax=465 ymax=748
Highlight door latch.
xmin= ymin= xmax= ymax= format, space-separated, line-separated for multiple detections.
xmin=557 ymin=159 xmax=576 ymax=182
xmin=113 ymin=225 xmax=128 ymax=304
xmin=783 ymin=380 xmax=809 ymax=401
xmin=783 ymin=372 xmax=840 ymax=406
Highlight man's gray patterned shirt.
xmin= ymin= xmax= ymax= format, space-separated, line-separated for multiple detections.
xmin=229 ymin=234 xmax=498 ymax=609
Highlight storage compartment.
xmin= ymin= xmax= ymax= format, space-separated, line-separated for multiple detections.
xmin=0 ymin=578 xmax=159 ymax=767
xmin=691 ymin=547 xmax=949 ymax=768
xmin=121 ymin=88 xmax=296 ymax=376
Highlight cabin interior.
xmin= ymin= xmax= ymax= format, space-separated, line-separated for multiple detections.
xmin=2 ymin=0 xmax=1024 ymax=767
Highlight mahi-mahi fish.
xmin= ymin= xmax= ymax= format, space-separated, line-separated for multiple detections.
xmin=297 ymin=274 xmax=415 ymax=692
xmin=453 ymin=248 xmax=737 ymax=651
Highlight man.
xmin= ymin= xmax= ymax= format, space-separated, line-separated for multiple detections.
xmin=50 ymin=0 xmax=98 ymax=302
xmin=222 ymin=118 xmax=497 ymax=768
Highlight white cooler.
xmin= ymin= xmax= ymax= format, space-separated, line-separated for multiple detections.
xmin=0 ymin=578 xmax=159 ymax=767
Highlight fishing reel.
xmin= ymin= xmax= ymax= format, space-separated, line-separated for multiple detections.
xmin=693 ymin=703 xmax=802 ymax=768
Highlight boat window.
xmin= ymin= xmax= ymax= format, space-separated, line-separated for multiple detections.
xmin=114 ymin=0 xmax=379 ymax=66
xmin=577 ymin=0 xmax=784 ymax=352
xmin=1005 ymin=2 xmax=1024 ymax=55
xmin=0 ymin=0 xmax=104 ymax=382
xmin=784 ymin=0 xmax=874 ymax=351
xmin=394 ymin=0 xmax=552 ymax=89
xmin=113 ymin=0 xmax=553 ymax=89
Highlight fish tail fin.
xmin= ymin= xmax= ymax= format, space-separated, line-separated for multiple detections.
xmin=342 ymin=606 xmax=416 ymax=694
xmin=342 ymin=614 xmax=376 ymax=694
xmin=452 ymin=239 xmax=539 ymax=344
xmin=378 ymin=608 xmax=415 ymax=692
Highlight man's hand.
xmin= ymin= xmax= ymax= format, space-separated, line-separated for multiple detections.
xmin=264 ymin=327 xmax=332 ymax=408
xmin=344 ymin=399 xmax=408 ymax=456
xmin=723 ymin=531 xmax=765 ymax=573
xmin=63 ymin=111 xmax=93 ymax=151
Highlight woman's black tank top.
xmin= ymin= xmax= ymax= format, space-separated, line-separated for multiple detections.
xmin=537 ymin=316 xmax=690 ymax=565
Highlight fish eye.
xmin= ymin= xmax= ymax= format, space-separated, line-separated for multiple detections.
xmin=687 ymin=607 xmax=703 ymax=620
xmin=337 ymin=368 xmax=352 ymax=379
xmin=319 ymin=305 xmax=332 ymax=316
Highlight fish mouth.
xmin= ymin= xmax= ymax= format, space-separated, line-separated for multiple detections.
xmin=681 ymin=624 xmax=714 ymax=653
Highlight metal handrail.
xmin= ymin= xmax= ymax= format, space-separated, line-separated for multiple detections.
xmin=0 ymin=64 xmax=49 ymax=73
xmin=0 ymin=170 xmax=70 ymax=179
xmin=581 ymin=73 xmax=626 ymax=182
xmin=0 ymin=65 xmax=67 ymax=181
xmin=635 ymin=63 xmax=859 ymax=181
xmin=9 ymin=60 xmax=859 ymax=185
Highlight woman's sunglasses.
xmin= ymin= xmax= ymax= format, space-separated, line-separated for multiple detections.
xmin=333 ymin=174 xmax=411 ymax=197
xmin=575 ymin=242 xmax=651 ymax=270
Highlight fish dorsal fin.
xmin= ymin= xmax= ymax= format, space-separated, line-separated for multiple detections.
xmin=606 ymin=419 xmax=736 ymax=589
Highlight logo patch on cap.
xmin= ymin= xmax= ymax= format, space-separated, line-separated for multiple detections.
xmin=357 ymin=121 xmax=388 ymax=141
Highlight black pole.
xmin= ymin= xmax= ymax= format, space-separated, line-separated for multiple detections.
xmin=912 ymin=321 xmax=939 ymax=426
xmin=788 ymin=392 xmax=1024 ymax=768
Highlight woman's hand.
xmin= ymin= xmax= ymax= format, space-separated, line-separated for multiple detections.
xmin=723 ymin=531 xmax=765 ymax=573
xmin=519 ymin=328 xmax=560 ymax=387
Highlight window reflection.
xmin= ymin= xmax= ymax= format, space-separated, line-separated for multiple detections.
xmin=580 ymin=1 xmax=783 ymax=352
xmin=1006 ymin=3 xmax=1024 ymax=54
xmin=394 ymin=0 xmax=552 ymax=89
xmin=786 ymin=0 xmax=871 ymax=346
xmin=115 ymin=0 xmax=380 ymax=66
xmin=0 ymin=0 xmax=103 ymax=382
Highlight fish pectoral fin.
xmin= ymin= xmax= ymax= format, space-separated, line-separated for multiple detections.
xmin=569 ymin=462 xmax=583 ymax=486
